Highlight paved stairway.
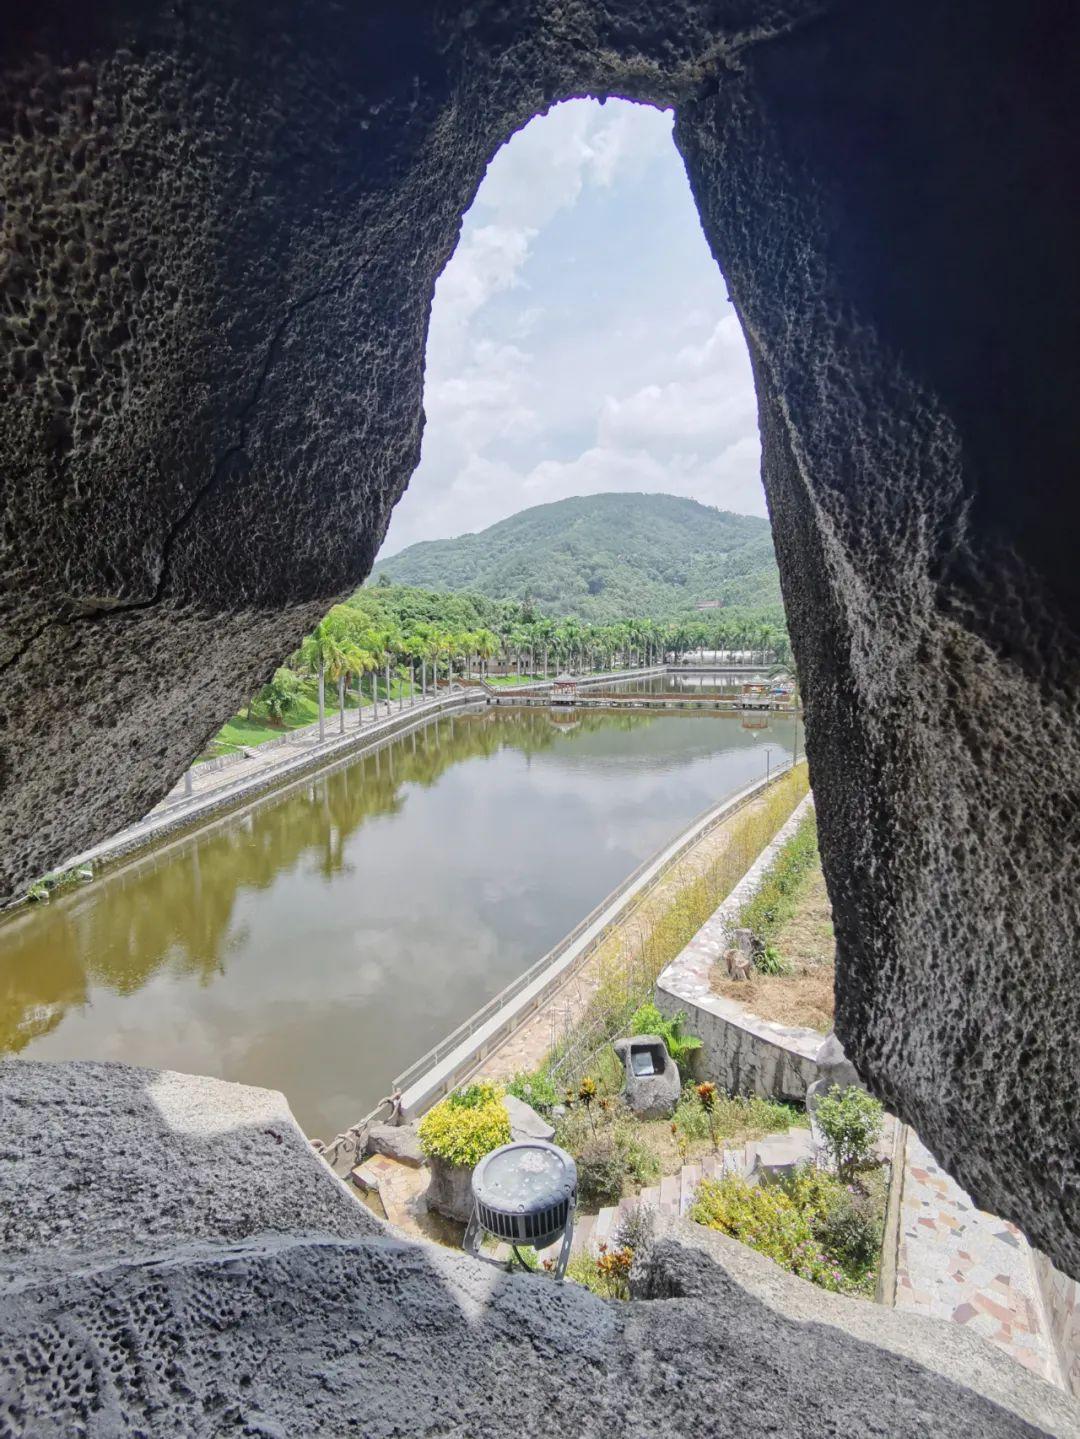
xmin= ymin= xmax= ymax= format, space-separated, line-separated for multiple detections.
xmin=571 ymin=1125 xmax=817 ymax=1257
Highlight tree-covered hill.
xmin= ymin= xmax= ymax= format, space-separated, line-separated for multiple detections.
xmin=372 ymin=492 xmax=781 ymax=620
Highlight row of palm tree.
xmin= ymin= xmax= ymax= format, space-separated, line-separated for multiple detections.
xmin=267 ymin=600 xmax=791 ymax=740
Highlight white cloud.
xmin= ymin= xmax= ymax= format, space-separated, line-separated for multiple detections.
xmin=380 ymin=99 xmax=766 ymax=556
xmin=599 ymin=372 xmax=757 ymax=453
xmin=433 ymin=224 xmax=534 ymax=335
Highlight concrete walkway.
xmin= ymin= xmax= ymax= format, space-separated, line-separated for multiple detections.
xmin=53 ymin=665 xmax=672 ymax=884
xmin=58 ymin=688 xmax=474 ymax=877
xmin=896 ymin=1131 xmax=1062 ymax=1385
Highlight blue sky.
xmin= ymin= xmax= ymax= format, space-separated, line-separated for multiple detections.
xmin=379 ymin=99 xmax=764 ymax=556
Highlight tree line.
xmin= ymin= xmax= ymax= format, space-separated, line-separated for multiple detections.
xmin=253 ymin=583 xmax=792 ymax=740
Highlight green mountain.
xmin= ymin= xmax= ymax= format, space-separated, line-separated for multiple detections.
xmin=372 ymin=493 xmax=781 ymax=621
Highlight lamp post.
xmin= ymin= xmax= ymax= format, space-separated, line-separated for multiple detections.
xmin=764 ymin=746 xmax=774 ymax=786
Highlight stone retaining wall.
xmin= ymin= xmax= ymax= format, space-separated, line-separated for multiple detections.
xmin=655 ymin=794 xmax=826 ymax=1102
xmin=1032 ymin=1250 xmax=1080 ymax=1397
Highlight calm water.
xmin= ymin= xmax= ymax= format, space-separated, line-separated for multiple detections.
xmin=613 ymin=673 xmax=774 ymax=695
xmin=0 ymin=705 xmax=800 ymax=1136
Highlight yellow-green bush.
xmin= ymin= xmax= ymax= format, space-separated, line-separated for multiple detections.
xmin=417 ymin=1084 xmax=511 ymax=1168
xmin=690 ymin=1174 xmax=843 ymax=1290
xmin=691 ymin=1162 xmax=887 ymax=1296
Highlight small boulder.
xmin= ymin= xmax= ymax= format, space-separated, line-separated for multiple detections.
xmin=613 ymin=1035 xmax=681 ymax=1119
xmin=366 ymin=1121 xmax=425 ymax=1168
xmin=503 ymin=1094 xmax=555 ymax=1143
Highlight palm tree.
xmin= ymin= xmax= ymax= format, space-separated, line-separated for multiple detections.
xmin=262 ymin=667 xmax=304 ymax=726
xmin=299 ymin=608 xmax=354 ymax=742
xmin=347 ymin=644 xmax=377 ymax=728
xmin=473 ymin=627 xmax=498 ymax=681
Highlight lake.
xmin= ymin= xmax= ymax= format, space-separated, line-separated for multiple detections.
xmin=0 ymin=704 xmax=801 ymax=1137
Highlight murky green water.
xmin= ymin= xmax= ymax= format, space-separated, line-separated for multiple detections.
xmin=0 ymin=704 xmax=801 ymax=1137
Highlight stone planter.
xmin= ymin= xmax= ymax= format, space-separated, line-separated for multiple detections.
xmin=424 ymin=1154 xmax=475 ymax=1224
xmin=422 ymin=1096 xmax=552 ymax=1222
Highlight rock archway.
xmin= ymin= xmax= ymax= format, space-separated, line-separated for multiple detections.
xmin=2 ymin=0 xmax=1079 ymax=1279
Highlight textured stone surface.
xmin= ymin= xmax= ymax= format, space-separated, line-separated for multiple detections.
xmin=4 ymin=1061 xmax=1079 ymax=1438
xmin=2 ymin=0 xmax=1080 ymax=1280
xmin=613 ymin=1034 xmax=681 ymax=1117
xmin=366 ymin=1120 xmax=426 ymax=1168
xmin=504 ymin=1093 xmax=556 ymax=1142
xmin=0 ymin=1061 xmax=379 ymax=1291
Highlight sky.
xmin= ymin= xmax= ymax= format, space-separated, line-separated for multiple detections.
xmin=378 ymin=98 xmax=764 ymax=558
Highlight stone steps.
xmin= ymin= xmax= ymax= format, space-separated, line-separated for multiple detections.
xmin=569 ymin=1124 xmax=816 ymax=1256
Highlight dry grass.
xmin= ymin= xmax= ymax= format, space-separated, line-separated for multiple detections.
xmin=711 ymin=964 xmax=835 ymax=1032
xmin=475 ymin=765 xmax=811 ymax=1089
xmin=711 ymin=852 xmax=837 ymax=1032
xmin=772 ymin=868 xmax=835 ymax=968
xmin=544 ymin=764 xmax=812 ymax=1073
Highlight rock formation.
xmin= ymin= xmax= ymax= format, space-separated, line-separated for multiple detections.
xmin=4 ymin=1061 xmax=1078 ymax=1437
xmin=2 ymin=0 xmax=1079 ymax=1288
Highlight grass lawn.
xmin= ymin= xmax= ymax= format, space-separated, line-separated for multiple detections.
xmin=484 ymin=673 xmax=545 ymax=686
xmin=200 ymin=676 xmax=420 ymax=759
xmin=711 ymin=809 xmax=836 ymax=1030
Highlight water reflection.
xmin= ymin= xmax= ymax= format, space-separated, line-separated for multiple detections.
xmin=607 ymin=672 xmax=772 ymax=694
xmin=0 ymin=705 xmax=801 ymax=1135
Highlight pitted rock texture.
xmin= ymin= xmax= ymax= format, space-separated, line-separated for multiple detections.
xmin=0 ymin=1061 xmax=379 ymax=1291
xmin=2 ymin=1062 xmax=1078 ymax=1438
xmin=2 ymin=0 xmax=1080 ymax=1281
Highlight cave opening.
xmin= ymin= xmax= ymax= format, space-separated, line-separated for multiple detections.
xmin=379 ymin=96 xmax=770 ymax=597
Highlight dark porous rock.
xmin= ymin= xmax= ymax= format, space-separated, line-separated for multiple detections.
xmin=0 ymin=1059 xmax=379 ymax=1291
xmin=367 ymin=1121 xmax=426 ymax=1168
xmin=614 ymin=1035 xmax=682 ymax=1118
xmin=3 ymin=1063 xmax=1077 ymax=1438
xmin=2 ymin=0 xmax=1080 ymax=1283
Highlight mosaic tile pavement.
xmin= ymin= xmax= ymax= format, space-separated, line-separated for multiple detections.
xmin=896 ymin=1132 xmax=1062 ymax=1385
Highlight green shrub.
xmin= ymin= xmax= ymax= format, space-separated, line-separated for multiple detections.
xmin=691 ymin=1174 xmax=842 ymax=1290
xmin=814 ymin=1085 xmax=883 ymax=1180
xmin=816 ymin=1187 xmax=882 ymax=1277
xmin=445 ymin=1080 xmax=501 ymax=1111
xmin=778 ymin=1164 xmax=884 ymax=1288
xmin=755 ymin=942 xmax=793 ymax=977
xmin=505 ymin=1069 xmax=559 ymax=1112
xmin=556 ymin=1105 xmax=660 ymax=1204
xmin=566 ymin=1247 xmax=633 ymax=1300
xmin=627 ymin=1003 xmax=702 ymax=1077
xmin=673 ymin=1085 xmax=804 ymax=1145
xmin=615 ymin=1122 xmax=660 ymax=1188
xmin=613 ymin=1202 xmax=656 ymax=1257
xmin=418 ymin=1086 xmax=511 ymax=1168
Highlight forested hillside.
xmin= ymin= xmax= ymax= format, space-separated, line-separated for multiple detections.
xmin=373 ymin=493 xmax=781 ymax=620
